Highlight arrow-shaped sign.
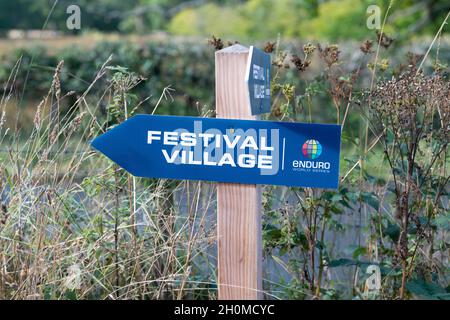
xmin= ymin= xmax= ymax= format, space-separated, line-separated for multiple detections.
xmin=91 ymin=115 xmax=341 ymax=189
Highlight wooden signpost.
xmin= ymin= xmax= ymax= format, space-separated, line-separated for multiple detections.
xmin=215 ymin=44 xmax=263 ymax=299
xmin=91 ymin=44 xmax=341 ymax=301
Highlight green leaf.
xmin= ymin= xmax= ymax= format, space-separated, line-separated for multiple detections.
xmin=330 ymin=205 xmax=343 ymax=214
xmin=434 ymin=213 xmax=450 ymax=231
xmin=406 ymin=279 xmax=448 ymax=300
xmin=360 ymin=192 xmax=379 ymax=211
xmin=64 ymin=289 xmax=78 ymax=300
xmin=328 ymin=258 xmax=357 ymax=267
xmin=331 ymin=194 xmax=343 ymax=202
xmin=347 ymin=191 xmax=359 ymax=202
xmin=352 ymin=246 xmax=367 ymax=259
xmin=384 ymin=222 xmax=400 ymax=242
xmin=263 ymin=224 xmax=282 ymax=242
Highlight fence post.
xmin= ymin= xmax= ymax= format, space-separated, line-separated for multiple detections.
xmin=215 ymin=44 xmax=263 ymax=299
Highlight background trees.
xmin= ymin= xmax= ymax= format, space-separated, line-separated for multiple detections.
xmin=1 ymin=0 xmax=448 ymax=40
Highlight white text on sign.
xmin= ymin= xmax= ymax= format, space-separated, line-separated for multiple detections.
xmin=147 ymin=121 xmax=280 ymax=175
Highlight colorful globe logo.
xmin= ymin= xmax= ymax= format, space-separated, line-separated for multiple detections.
xmin=302 ymin=139 xmax=322 ymax=159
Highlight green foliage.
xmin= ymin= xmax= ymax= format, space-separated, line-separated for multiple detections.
xmin=167 ymin=0 xmax=450 ymax=41
xmin=168 ymin=3 xmax=248 ymax=37
xmin=0 ymin=0 xmax=139 ymax=32
xmin=406 ymin=279 xmax=450 ymax=300
xmin=0 ymin=40 xmax=216 ymax=119
xmin=301 ymin=0 xmax=370 ymax=40
xmin=242 ymin=0 xmax=309 ymax=39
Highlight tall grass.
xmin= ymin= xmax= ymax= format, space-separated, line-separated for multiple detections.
xmin=0 ymin=57 xmax=217 ymax=299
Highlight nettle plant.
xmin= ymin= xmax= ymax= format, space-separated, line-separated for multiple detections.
xmin=224 ymin=35 xmax=448 ymax=299
xmin=252 ymin=39 xmax=383 ymax=299
xmin=368 ymin=67 xmax=449 ymax=299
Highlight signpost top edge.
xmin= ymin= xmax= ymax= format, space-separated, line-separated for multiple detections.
xmin=215 ymin=43 xmax=249 ymax=54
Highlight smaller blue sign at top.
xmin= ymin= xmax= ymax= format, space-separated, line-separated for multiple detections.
xmin=246 ymin=46 xmax=271 ymax=115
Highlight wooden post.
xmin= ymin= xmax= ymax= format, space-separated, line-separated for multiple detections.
xmin=215 ymin=44 xmax=263 ymax=300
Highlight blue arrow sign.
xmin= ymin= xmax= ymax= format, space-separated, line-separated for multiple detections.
xmin=91 ymin=115 xmax=341 ymax=189
xmin=246 ymin=46 xmax=271 ymax=115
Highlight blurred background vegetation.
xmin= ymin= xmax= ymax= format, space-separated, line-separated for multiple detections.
xmin=1 ymin=0 xmax=449 ymax=40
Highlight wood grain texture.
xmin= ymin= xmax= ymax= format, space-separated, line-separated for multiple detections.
xmin=215 ymin=44 xmax=263 ymax=300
